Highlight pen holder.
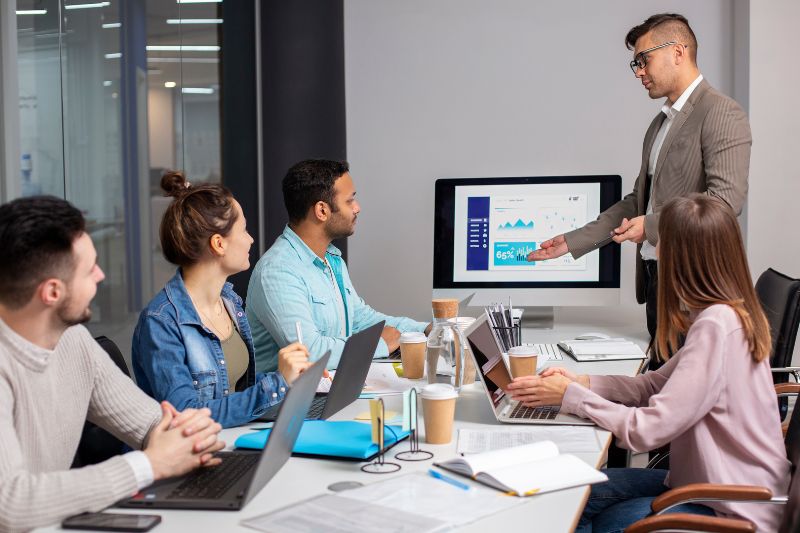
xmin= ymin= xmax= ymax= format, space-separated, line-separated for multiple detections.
xmin=361 ymin=398 xmax=401 ymax=474
xmin=491 ymin=322 xmax=522 ymax=352
xmin=395 ymin=388 xmax=433 ymax=462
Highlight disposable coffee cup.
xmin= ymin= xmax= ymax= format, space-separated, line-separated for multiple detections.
xmin=400 ymin=331 xmax=427 ymax=379
xmin=431 ymin=298 xmax=459 ymax=319
xmin=421 ymin=383 xmax=458 ymax=444
xmin=508 ymin=345 xmax=539 ymax=378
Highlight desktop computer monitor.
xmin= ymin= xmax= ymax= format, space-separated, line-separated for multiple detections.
xmin=432 ymin=175 xmax=622 ymax=326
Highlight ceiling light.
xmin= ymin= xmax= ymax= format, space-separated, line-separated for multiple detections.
xmin=105 ymin=52 xmax=122 ymax=59
xmin=181 ymin=88 xmax=214 ymax=94
xmin=102 ymin=22 xmax=121 ymax=29
xmin=177 ymin=0 xmax=222 ymax=4
xmin=16 ymin=10 xmax=48 ymax=15
xmin=147 ymin=57 xmax=219 ymax=64
xmin=166 ymin=18 xmax=223 ymax=24
xmin=146 ymin=45 xmax=220 ymax=52
xmin=164 ymin=81 xmax=177 ymax=88
xmin=103 ymin=80 xmax=112 ymax=87
xmin=64 ymin=2 xmax=111 ymax=10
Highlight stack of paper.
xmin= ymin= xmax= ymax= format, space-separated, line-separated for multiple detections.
xmin=558 ymin=338 xmax=645 ymax=356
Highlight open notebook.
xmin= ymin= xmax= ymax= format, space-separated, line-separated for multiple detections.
xmin=434 ymin=441 xmax=607 ymax=496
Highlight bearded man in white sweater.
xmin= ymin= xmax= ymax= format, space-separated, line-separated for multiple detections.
xmin=0 ymin=196 xmax=225 ymax=532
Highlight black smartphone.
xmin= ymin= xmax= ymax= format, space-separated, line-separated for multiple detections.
xmin=62 ymin=512 xmax=161 ymax=532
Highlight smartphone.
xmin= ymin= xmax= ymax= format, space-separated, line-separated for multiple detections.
xmin=62 ymin=512 xmax=161 ymax=532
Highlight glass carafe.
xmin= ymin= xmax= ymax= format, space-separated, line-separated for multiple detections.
xmin=425 ymin=300 xmax=468 ymax=391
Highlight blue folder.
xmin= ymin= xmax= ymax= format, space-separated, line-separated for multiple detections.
xmin=235 ymin=420 xmax=410 ymax=460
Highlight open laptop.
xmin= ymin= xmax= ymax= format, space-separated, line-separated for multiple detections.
xmin=464 ymin=315 xmax=593 ymax=426
xmin=257 ymin=320 xmax=385 ymax=422
xmin=117 ymin=351 xmax=331 ymax=511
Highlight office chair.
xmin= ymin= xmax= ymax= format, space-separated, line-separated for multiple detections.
xmin=624 ymin=382 xmax=800 ymax=533
xmin=71 ymin=336 xmax=131 ymax=468
xmin=756 ymin=268 xmax=800 ymax=420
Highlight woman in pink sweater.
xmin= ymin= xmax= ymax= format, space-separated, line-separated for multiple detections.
xmin=507 ymin=194 xmax=790 ymax=532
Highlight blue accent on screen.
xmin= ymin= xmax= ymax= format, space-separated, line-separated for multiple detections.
xmin=466 ymin=197 xmax=490 ymax=271
xmin=494 ymin=242 xmax=538 ymax=266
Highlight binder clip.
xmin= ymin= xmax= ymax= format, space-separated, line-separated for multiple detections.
xmin=361 ymin=398 xmax=401 ymax=474
xmin=395 ymin=388 xmax=433 ymax=461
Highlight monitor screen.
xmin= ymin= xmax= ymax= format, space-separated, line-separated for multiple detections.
xmin=433 ymin=176 xmax=621 ymax=290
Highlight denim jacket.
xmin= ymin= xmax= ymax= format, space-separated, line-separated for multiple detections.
xmin=132 ymin=269 xmax=288 ymax=428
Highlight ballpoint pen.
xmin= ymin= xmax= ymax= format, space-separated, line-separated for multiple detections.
xmin=295 ymin=321 xmax=304 ymax=344
xmin=428 ymin=469 xmax=471 ymax=491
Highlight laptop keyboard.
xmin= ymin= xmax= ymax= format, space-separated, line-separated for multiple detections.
xmin=533 ymin=343 xmax=563 ymax=361
xmin=306 ymin=396 xmax=326 ymax=418
xmin=260 ymin=396 xmax=326 ymax=421
xmin=510 ymin=404 xmax=560 ymax=420
xmin=167 ymin=452 xmax=259 ymax=500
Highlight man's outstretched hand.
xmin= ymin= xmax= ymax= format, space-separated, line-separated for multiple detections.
xmin=527 ymin=234 xmax=569 ymax=262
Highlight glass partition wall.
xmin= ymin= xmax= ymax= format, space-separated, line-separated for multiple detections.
xmin=13 ymin=0 xmax=222 ymax=351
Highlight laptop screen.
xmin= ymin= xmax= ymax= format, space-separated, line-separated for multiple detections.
xmin=466 ymin=316 xmax=509 ymax=408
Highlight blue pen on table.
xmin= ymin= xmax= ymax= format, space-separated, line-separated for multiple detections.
xmin=428 ymin=469 xmax=471 ymax=491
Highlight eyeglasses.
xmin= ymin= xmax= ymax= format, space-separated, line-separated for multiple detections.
xmin=629 ymin=41 xmax=677 ymax=74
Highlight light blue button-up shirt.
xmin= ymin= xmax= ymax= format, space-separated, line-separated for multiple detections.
xmin=246 ymin=225 xmax=428 ymax=371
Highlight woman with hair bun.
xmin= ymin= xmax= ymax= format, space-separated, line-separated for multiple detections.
xmin=132 ymin=171 xmax=313 ymax=428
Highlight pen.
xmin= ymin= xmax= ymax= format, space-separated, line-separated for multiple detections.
xmin=295 ymin=321 xmax=304 ymax=344
xmin=428 ymin=469 xmax=471 ymax=491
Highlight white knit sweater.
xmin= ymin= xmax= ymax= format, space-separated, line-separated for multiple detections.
xmin=0 ymin=319 xmax=161 ymax=532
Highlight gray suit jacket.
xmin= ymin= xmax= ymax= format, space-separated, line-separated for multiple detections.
xmin=564 ymin=79 xmax=751 ymax=303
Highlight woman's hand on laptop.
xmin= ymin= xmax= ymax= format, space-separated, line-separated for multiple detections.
xmin=144 ymin=401 xmax=225 ymax=481
xmin=505 ymin=375 xmax=571 ymax=407
xmin=278 ymin=342 xmax=316 ymax=385
xmin=538 ymin=367 xmax=590 ymax=388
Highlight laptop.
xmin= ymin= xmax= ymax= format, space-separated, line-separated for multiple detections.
xmin=117 ymin=351 xmax=331 ymax=511
xmin=464 ymin=315 xmax=593 ymax=426
xmin=257 ymin=320 xmax=385 ymax=422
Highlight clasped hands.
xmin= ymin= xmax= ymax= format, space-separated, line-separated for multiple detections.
xmin=505 ymin=367 xmax=590 ymax=407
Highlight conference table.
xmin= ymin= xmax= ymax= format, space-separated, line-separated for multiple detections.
xmin=46 ymin=309 xmax=649 ymax=532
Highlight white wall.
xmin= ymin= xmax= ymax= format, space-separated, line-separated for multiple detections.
xmin=748 ymin=0 xmax=800 ymax=364
xmin=747 ymin=0 xmax=800 ymax=280
xmin=345 ymin=0 xmax=736 ymax=321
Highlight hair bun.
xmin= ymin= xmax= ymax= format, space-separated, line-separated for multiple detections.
xmin=161 ymin=170 xmax=190 ymax=197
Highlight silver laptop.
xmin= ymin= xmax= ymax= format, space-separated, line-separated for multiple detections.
xmin=464 ymin=315 xmax=593 ymax=426
xmin=118 ymin=352 xmax=331 ymax=510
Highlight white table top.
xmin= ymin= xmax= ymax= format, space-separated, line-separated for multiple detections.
xmin=45 ymin=315 xmax=649 ymax=532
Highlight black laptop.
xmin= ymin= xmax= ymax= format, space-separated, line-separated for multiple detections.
xmin=117 ymin=351 xmax=331 ymax=511
xmin=257 ymin=320 xmax=384 ymax=422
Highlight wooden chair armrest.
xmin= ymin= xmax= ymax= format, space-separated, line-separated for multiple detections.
xmin=775 ymin=383 xmax=800 ymax=395
xmin=625 ymin=513 xmax=755 ymax=533
xmin=651 ymin=483 xmax=772 ymax=513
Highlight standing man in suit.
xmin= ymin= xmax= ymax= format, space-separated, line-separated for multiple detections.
xmin=528 ymin=13 xmax=751 ymax=360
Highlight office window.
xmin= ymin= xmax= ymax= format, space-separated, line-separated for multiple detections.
xmin=11 ymin=0 xmax=222 ymax=352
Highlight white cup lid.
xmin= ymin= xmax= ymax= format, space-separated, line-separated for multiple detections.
xmin=400 ymin=332 xmax=427 ymax=343
xmin=508 ymin=345 xmax=538 ymax=357
xmin=420 ymin=383 xmax=458 ymax=400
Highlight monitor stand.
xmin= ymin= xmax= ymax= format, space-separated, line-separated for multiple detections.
xmin=519 ymin=306 xmax=554 ymax=329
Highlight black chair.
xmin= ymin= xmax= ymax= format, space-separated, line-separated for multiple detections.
xmin=71 ymin=336 xmax=132 ymax=468
xmin=755 ymin=268 xmax=800 ymax=420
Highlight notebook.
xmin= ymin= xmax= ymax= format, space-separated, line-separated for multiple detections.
xmin=235 ymin=420 xmax=410 ymax=461
xmin=434 ymin=440 xmax=607 ymax=496
xmin=557 ymin=338 xmax=646 ymax=362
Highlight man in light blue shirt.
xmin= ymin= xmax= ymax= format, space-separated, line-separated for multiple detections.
xmin=247 ymin=159 xmax=429 ymax=371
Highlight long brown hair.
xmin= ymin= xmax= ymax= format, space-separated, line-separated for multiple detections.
xmin=159 ymin=170 xmax=237 ymax=267
xmin=656 ymin=194 xmax=771 ymax=362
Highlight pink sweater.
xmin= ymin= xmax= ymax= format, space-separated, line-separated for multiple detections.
xmin=562 ymin=304 xmax=790 ymax=532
